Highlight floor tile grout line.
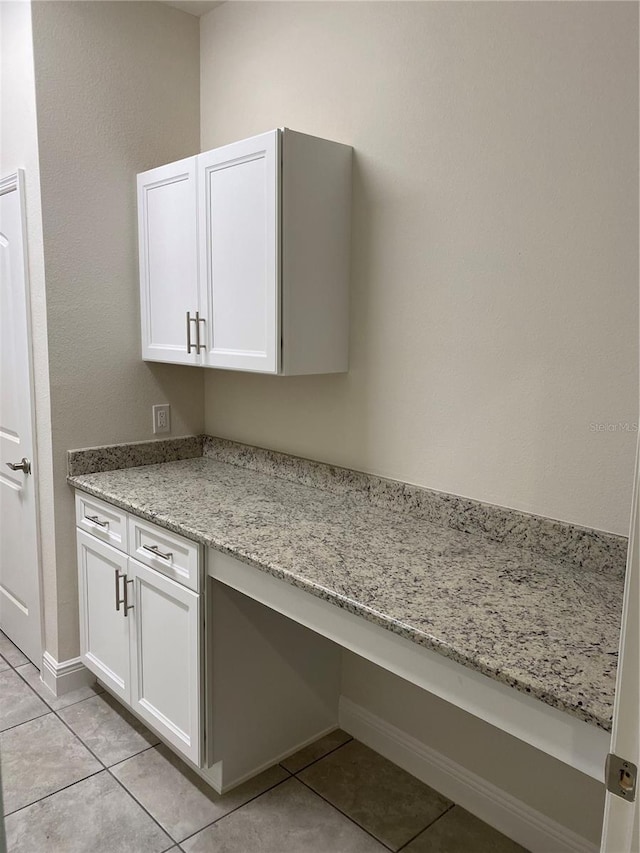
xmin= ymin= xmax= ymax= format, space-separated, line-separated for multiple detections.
xmin=48 ymin=687 xmax=107 ymax=712
xmin=9 ymin=687 xmax=173 ymax=847
xmin=2 ymin=768 xmax=105 ymax=819
xmin=0 ymin=708 xmax=52 ymax=735
xmin=2 ymin=657 xmax=462 ymax=852
xmin=107 ymin=741 xmax=160 ymax=770
xmin=1 ymin=660 xmax=51 ymax=706
xmin=13 ymin=662 xmax=105 ymax=710
xmin=52 ymin=704 xmax=161 ymax=778
xmin=7 ymin=660 xmax=82 ymax=717
xmin=3 ymin=636 xmax=174 ymax=844
xmin=279 ymin=736 xmax=354 ymax=775
xmin=5 ymin=657 xmax=292 ymax=850
xmin=11 ymin=658 xmax=167 ymax=825
xmin=26 ymin=683 xmax=106 ymax=714
xmin=8 ymin=673 xmax=177 ymax=847
xmin=40 ymin=710 xmax=108 ymax=768
xmin=176 ymin=772 xmax=294 ymax=847
xmin=11 ymin=667 xmax=111 ymax=772
xmin=106 ymin=765 xmax=178 ymax=846
xmin=0 ymin=635 xmax=29 ymax=670
xmin=395 ymin=803 xmax=456 ymax=851
xmin=11 ymin=663 xmax=156 ymax=773
xmin=2 ymin=671 xmax=119 ymax=820
xmin=294 ymin=775 xmax=398 ymax=852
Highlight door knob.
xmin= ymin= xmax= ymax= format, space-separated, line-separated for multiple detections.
xmin=5 ymin=458 xmax=31 ymax=474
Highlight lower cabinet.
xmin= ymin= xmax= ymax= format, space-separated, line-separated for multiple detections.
xmin=76 ymin=491 xmax=341 ymax=794
xmin=76 ymin=504 xmax=202 ymax=766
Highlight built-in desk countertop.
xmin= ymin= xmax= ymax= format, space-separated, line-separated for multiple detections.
xmin=68 ymin=436 xmax=627 ymax=782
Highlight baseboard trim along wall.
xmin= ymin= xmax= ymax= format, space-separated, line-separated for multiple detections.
xmin=41 ymin=652 xmax=94 ymax=697
xmin=338 ymin=696 xmax=598 ymax=853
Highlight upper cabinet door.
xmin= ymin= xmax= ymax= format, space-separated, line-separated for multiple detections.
xmin=198 ymin=131 xmax=280 ymax=374
xmin=137 ymin=157 xmax=201 ymax=366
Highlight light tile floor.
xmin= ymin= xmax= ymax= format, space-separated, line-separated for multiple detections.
xmin=0 ymin=632 xmax=529 ymax=852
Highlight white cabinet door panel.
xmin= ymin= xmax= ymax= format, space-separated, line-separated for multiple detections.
xmin=77 ymin=531 xmax=130 ymax=701
xmin=129 ymin=559 xmax=201 ymax=766
xmin=138 ymin=157 xmax=200 ymax=365
xmin=198 ymin=131 xmax=279 ymax=373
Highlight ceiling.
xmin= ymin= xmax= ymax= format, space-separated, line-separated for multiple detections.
xmin=162 ymin=1 xmax=224 ymax=17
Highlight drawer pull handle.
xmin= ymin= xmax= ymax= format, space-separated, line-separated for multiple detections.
xmin=115 ymin=568 xmax=125 ymax=611
xmin=143 ymin=543 xmax=173 ymax=561
xmin=123 ymin=577 xmax=134 ymax=616
xmin=86 ymin=515 xmax=109 ymax=528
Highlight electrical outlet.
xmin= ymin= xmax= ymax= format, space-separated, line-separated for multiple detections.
xmin=152 ymin=404 xmax=171 ymax=435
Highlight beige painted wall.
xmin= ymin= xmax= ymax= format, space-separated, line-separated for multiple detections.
xmin=201 ymin=0 xmax=639 ymax=537
xmin=30 ymin=1 xmax=203 ymax=661
xmin=0 ymin=1 xmax=55 ymax=657
xmin=199 ymin=2 xmax=638 ymax=840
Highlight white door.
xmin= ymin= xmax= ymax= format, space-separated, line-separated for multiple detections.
xmin=77 ymin=531 xmax=131 ymax=701
xmin=600 ymin=438 xmax=639 ymax=852
xmin=0 ymin=171 xmax=41 ymax=665
xmin=137 ymin=156 xmax=201 ymax=366
xmin=198 ymin=130 xmax=280 ymax=373
xmin=129 ymin=558 xmax=201 ymax=765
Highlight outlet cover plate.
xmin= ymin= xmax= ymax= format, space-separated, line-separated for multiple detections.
xmin=152 ymin=404 xmax=171 ymax=435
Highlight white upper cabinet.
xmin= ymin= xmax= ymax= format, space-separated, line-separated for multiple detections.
xmin=137 ymin=129 xmax=352 ymax=375
xmin=199 ymin=131 xmax=279 ymax=373
xmin=137 ymin=156 xmax=200 ymax=366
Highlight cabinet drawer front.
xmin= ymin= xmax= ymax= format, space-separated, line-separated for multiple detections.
xmin=128 ymin=517 xmax=201 ymax=592
xmin=76 ymin=493 xmax=128 ymax=552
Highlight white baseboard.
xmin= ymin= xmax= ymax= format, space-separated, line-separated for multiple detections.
xmin=339 ymin=696 xmax=598 ymax=853
xmin=41 ymin=652 xmax=95 ymax=697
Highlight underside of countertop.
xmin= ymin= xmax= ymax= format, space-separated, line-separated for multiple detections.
xmin=67 ymin=436 xmax=626 ymax=734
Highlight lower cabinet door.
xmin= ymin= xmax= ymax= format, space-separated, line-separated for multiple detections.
xmin=77 ymin=530 xmax=131 ymax=701
xmin=128 ymin=558 xmax=202 ymax=765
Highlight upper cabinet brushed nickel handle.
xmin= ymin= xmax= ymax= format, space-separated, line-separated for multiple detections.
xmin=85 ymin=514 xmax=109 ymax=528
xmin=143 ymin=543 xmax=173 ymax=561
xmin=186 ymin=311 xmax=198 ymax=353
xmin=196 ymin=311 xmax=206 ymax=353
xmin=6 ymin=458 xmax=31 ymax=474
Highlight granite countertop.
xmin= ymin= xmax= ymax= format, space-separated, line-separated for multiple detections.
xmin=69 ymin=455 xmax=623 ymax=732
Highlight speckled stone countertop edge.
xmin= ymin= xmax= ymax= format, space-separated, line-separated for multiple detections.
xmin=67 ymin=434 xmax=628 ymax=577
xmin=67 ymin=435 xmax=203 ymax=477
xmin=67 ymin=471 xmax=615 ymax=733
